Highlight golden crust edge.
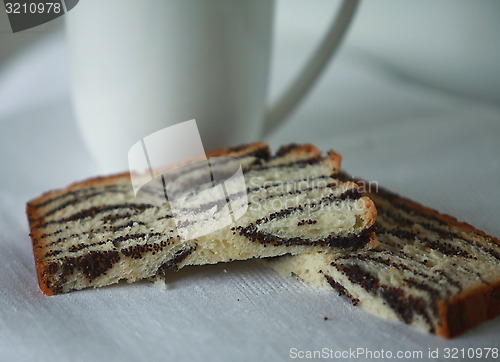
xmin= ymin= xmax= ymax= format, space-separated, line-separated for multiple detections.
xmin=437 ymin=280 xmax=500 ymax=338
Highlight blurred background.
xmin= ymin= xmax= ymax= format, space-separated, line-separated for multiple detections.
xmin=2 ymin=0 xmax=500 ymax=101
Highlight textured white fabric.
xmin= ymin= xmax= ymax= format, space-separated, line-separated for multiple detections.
xmin=1 ymin=4 xmax=499 ymax=361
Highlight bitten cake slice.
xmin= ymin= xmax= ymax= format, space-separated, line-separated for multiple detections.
xmin=268 ymin=174 xmax=500 ymax=338
xmin=27 ymin=144 xmax=377 ymax=295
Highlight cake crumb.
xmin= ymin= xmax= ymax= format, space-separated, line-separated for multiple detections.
xmin=152 ymin=276 xmax=169 ymax=290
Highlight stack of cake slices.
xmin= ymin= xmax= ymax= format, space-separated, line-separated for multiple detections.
xmin=26 ymin=143 xmax=499 ymax=338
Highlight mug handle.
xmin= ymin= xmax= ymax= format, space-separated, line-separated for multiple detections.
xmin=262 ymin=0 xmax=360 ymax=135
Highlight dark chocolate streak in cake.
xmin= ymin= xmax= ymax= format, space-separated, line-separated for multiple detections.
xmin=337 ymin=253 xmax=461 ymax=293
xmin=250 ymin=189 xmax=361 ymax=226
xmin=376 ymin=201 xmax=498 ymax=262
xmin=338 ymin=254 xmax=446 ymax=318
xmin=234 ymin=191 xmax=366 ymax=247
xmin=337 ymin=188 xmax=361 ymax=200
xmin=324 ymin=274 xmax=359 ymax=305
xmin=424 ymin=239 xmax=472 ymax=258
xmin=337 ymin=264 xmax=378 ymax=291
xmin=377 ymin=229 xmax=472 ymax=286
xmin=387 ymin=209 xmax=472 ymax=253
xmin=378 ymin=200 xmax=500 ymax=263
xmin=39 ymin=229 xmax=63 ymax=239
xmin=44 ymin=232 xmax=167 ymax=257
xmin=31 ymin=185 xmax=127 ymax=210
xmin=347 ymin=218 xmax=468 ymax=295
xmin=377 ymin=228 xmax=472 ymax=268
xmin=44 ymin=250 xmax=62 ymax=257
xmin=335 ymin=263 xmax=435 ymax=332
xmin=334 ymin=252 xmax=444 ymax=321
xmin=237 ymin=226 xmax=373 ymax=248
xmin=46 ymin=249 xmax=121 ymax=292
xmin=121 ymin=237 xmax=175 ymax=259
xmin=340 ymin=171 xmax=496 ymax=251
xmin=38 ymin=189 xmax=126 ymax=218
xmin=375 ymin=192 xmax=500 ymax=262
xmin=251 ymin=157 xmax=326 ymax=172
xmin=67 ymin=241 xmax=107 ymax=253
xmin=157 ymin=246 xmax=197 ymax=273
xmin=44 ymin=233 xmax=184 ymax=291
xmin=37 ymin=204 xmax=156 ymax=228
xmin=403 ymin=278 xmax=440 ymax=318
xmin=101 ymin=213 xmax=136 ymax=223
xmin=380 ymin=288 xmax=434 ymax=332
xmin=41 ymin=215 xmax=147 ymax=248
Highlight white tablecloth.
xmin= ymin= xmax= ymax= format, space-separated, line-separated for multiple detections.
xmin=1 ymin=3 xmax=499 ymax=361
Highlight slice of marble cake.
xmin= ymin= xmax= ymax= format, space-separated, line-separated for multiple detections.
xmin=268 ymin=174 xmax=500 ymax=338
xmin=27 ymin=144 xmax=377 ymax=295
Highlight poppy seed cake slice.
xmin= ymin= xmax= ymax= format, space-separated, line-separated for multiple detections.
xmin=268 ymin=174 xmax=500 ymax=338
xmin=27 ymin=144 xmax=378 ymax=295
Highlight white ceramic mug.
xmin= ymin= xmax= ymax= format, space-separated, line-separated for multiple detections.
xmin=66 ymin=0 xmax=359 ymax=172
